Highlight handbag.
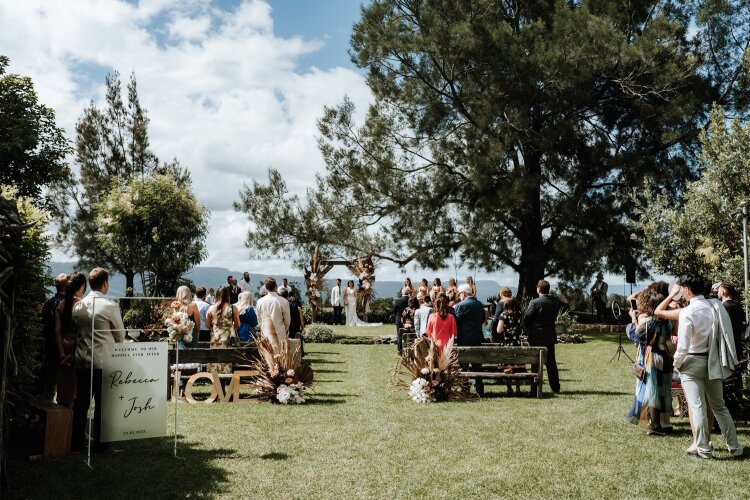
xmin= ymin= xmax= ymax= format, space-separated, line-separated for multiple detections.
xmin=632 ymin=364 xmax=645 ymax=380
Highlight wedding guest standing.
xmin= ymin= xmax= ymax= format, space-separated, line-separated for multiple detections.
xmin=72 ymin=268 xmax=125 ymax=452
xmin=524 ymin=280 xmax=560 ymax=394
xmin=426 ymin=295 xmax=457 ymax=354
xmin=445 ymin=278 xmax=458 ymax=306
xmin=238 ymin=271 xmax=253 ymax=293
xmin=278 ymin=278 xmax=290 ymax=295
xmin=54 ymin=272 xmax=85 ymax=408
xmin=174 ymin=285 xmax=200 ymax=348
xmin=401 ymin=297 xmax=419 ymax=333
xmin=331 ymin=278 xmax=344 ymax=325
xmin=454 ymin=284 xmax=485 ymax=396
xmin=236 ymin=291 xmax=258 ymax=342
xmin=206 ymin=287 xmax=216 ymax=304
xmin=193 ymin=287 xmax=212 ymax=342
xmin=287 ymin=290 xmax=305 ymax=355
xmin=402 ymin=278 xmax=415 ymax=298
xmin=418 ymin=279 xmax=429 ymax=298
xmin=41 ymin=273 xmax=67 ymax=401
xmin=590 ymin=273 xmax=608 ymax=323
xmin=255 ymin=277 xmax=291 ymax=351
xmin=466 ymin=276 xmax=477 ymax=297
xmin=674 ymin=275 xmax=744 ymax=459
xmin=414 ymin=294 xmax=433 ymax=338
xmin=394 ymin=292 xmax=410 ymax=353
xmin=227 ymin=276 xmax=240 ymax=304
xmin=494 ymin=297 xmax=521 ymax=346
xmin=717 ymin=283 xmax=745 ymax=416
xmin=431 ymin=278 xmax=444 ymax=302
xmin=206 ymin=286 xmax=240 ymax=374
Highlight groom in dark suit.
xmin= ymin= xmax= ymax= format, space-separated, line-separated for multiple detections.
xmin=524 ymin=279 xmax=560 ymax=394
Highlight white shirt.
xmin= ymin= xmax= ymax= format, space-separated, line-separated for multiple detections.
xmin=331 ymin=285 xmax=343 ymax=307
xmin=675 ymin=295 xmax=712 ymax=369
xmin=278 ymin=284 xmax=289 ymax=295
xmin=74 ymin=291 xmax=126 ymax=369
xmin=255 ymin=291 xmax=291 ymax=351
xmin=193 ymin=298 xmax=211 ymax=331
xmin=414 ymin=304 xmax=433 ymax=336
xmin=238 ymin=278 xmax=253 ymax=293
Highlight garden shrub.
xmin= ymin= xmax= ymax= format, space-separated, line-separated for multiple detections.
xmin=304 ymin=323 xmax=335 ymax=343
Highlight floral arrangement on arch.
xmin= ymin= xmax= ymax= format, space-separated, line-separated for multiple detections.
xmin=165 ymin=301 xmax=195 ymax=344
xmin=348 ymin=254 xmax=376 ymax=316
xmin=304 ymin=246 xmax=325 ymax=313
xmin=392 ymin=337 xmax=473 ymax=403
xmin=250 ymin=337 xmax=314 ymax=404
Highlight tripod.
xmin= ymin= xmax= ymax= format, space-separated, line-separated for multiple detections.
xmin=610 ymin=301 xmax=634 ymax=362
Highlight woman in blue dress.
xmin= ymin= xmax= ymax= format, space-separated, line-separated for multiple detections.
xmin=627 ymin=288 xmax=673 ymax=435
xmin=235 ymin=291 xmax=258 ymax=342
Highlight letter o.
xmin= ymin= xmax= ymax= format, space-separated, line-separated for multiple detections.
xmin=185 ymin=373 xmax=218 ymax=404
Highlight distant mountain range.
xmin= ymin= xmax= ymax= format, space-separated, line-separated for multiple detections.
xmin=48 ymin=262 xmax=514 ymax=303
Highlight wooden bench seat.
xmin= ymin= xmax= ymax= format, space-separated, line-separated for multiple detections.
xmin=456 ymin=346 xmax=547 ymax=398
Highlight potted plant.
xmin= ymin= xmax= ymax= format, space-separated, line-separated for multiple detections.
xmin=555 ymin=309 xmax=577 ymax=335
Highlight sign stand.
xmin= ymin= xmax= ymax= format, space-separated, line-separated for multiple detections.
xmin=86 ymin=295 xmax=176 ymax=468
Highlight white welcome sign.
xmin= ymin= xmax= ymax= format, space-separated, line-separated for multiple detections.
xmin=101 ymin=342 xmax=167 ymax=443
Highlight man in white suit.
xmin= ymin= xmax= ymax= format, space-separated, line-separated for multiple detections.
xmin=255 ymin=277 xmax=291 ymax=352
xmin=72 ymin=268 xmax=126 ymax=452
xmin=331 ymin=278 xmax=343 ymax=325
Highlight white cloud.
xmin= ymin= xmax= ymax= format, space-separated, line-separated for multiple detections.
xmin=0 ymin=0 xmax=378 ymax=273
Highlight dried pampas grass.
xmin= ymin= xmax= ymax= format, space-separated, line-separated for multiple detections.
xmin=250 ymin=337 xmax=314 ymax=403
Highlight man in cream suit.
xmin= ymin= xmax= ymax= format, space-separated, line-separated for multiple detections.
xmin=331 ymin=278 xmax=343 ymax=325
xmin=72 ymin=268 xmax=126 ymax=452
xmin=255 ymin=277 xmax=291 ymax=352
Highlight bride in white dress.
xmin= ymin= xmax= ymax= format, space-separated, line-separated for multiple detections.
xmin=343 ymin=280 xmax=382 ymax=327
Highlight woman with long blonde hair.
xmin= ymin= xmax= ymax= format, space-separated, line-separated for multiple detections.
xmin=173 ymin=285 xmax=200 ymax=348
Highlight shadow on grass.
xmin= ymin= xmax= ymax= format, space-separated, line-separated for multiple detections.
xmin=259 ymin=452 xmax=290 ymax=460
xmin=8 ymin=439 xmax=236 ymax=498
xmin=308 ymin=359 xmax=346 ymax=365
xmin=305 ymin=397 xmax=348 ymax=405
xmin=314 ymin=369 xmax=346 ymax=374
xmin=562 ymin=389 xmax=632 ymax=396
xmin=304 ymin=350 xmax=340 ymax=355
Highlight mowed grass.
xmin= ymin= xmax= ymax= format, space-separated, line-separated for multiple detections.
xmin=9 ymin=333 xmax=750 ymax=499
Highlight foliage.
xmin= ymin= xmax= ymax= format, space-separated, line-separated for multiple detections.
xmin=238 ymin=1 xmax=740 ymax=297
xmin=634 ymin=106 xmax=750 ymax=286
xmin=303 ymin=306 xmax=335 ymax=326
xmin=303 ymin=324 xmax=335 ymax=343
xmin=555 ymin=309 xmax=577 ymax=335
xmin=54 ymin=71 xmax=192 ymax=294
xmin=94 ymin=173 xmax=209 ymax=297
xmin=0 ymin=56 xmax=71 ymax=204
xmin=1 ymin=185 xmax=50 ymax=396
xmin=555 ymin=279 xmax=590 ymax=312
xmin=365 ymin=297 xmax=394 ymax=324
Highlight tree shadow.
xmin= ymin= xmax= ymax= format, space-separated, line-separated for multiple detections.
xmin=308 ymin=359 xmax=346 ymax=365
xmin=314 ymin=369 xmax=345 ymax=374
xmin=8 ymin=439 xmax=237 ymax=498
xmin=259 ymin=452 xmax=290 ymax=460
xmin=561 ymin=389 xmax=632 ymax=396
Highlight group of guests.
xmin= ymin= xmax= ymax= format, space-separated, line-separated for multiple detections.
xmin=393 ymin=278 xmax=561 ymax=396
xmin=39 ymin=270 xmax=304 ymax=451
xmin=626 ymin=275 xmax=745 ymax=459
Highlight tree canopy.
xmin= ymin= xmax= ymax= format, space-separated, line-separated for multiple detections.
xmin=634 ymin=106 xmax=750 ymax=288
xmin=55 ymin=71 xmax=192 ymax=294
xmin=239 ymin=0 xmax=744 ymax=297
xmin=0 ymin=55 xmax=71 ymax=203
xmin=95 ymin=173 xmax=209 ymax=297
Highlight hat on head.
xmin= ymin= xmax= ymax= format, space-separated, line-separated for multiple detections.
xmin=596 ymin=273 xmax=604 ymax=279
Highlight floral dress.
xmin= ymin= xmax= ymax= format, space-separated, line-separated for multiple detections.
xmin=208 ymin=304 xmax=234 ymax=374
xmin=494 ymin=312 xmax=521 ymax=346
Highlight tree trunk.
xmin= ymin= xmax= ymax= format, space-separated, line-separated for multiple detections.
xmin=516 ymin=148 xmax=547 ymax=299
xmin=122 ymin=270 xmax=135 ymax=311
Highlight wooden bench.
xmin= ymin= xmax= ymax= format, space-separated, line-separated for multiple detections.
xmin=456 ymin=346 xmax=547 ymax=398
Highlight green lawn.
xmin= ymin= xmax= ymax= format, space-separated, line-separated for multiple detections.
xmin=9 ymin=333 xmax=750 ymax=499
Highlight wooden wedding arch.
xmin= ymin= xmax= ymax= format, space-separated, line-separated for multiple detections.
xmin=303 ymin=246 xmax=376 ymax=322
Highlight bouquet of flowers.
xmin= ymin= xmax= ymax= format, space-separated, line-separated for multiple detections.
xmin=392 ymin=337 xmax=473 ymax=403
xmin=250 ymin=337 xmax=314 ymax=404
xmin=165 ymin=307 xmax=195 ymax=344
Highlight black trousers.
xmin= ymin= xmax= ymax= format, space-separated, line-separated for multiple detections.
xmin=73 ymin=368 xmax=103 ymax=450
xmin=531 ymin=343 xmax=560 ymax=393
xmin=459 ymin=363 xmax=485 ymax=395
xmin=332 ymin=306 xmax=343 ymax=325
xmin=594 ymin=298 xmax=606 ymax=323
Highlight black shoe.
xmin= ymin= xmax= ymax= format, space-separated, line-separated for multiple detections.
xmin=732 ymin=449 xmax=749 ymax=460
